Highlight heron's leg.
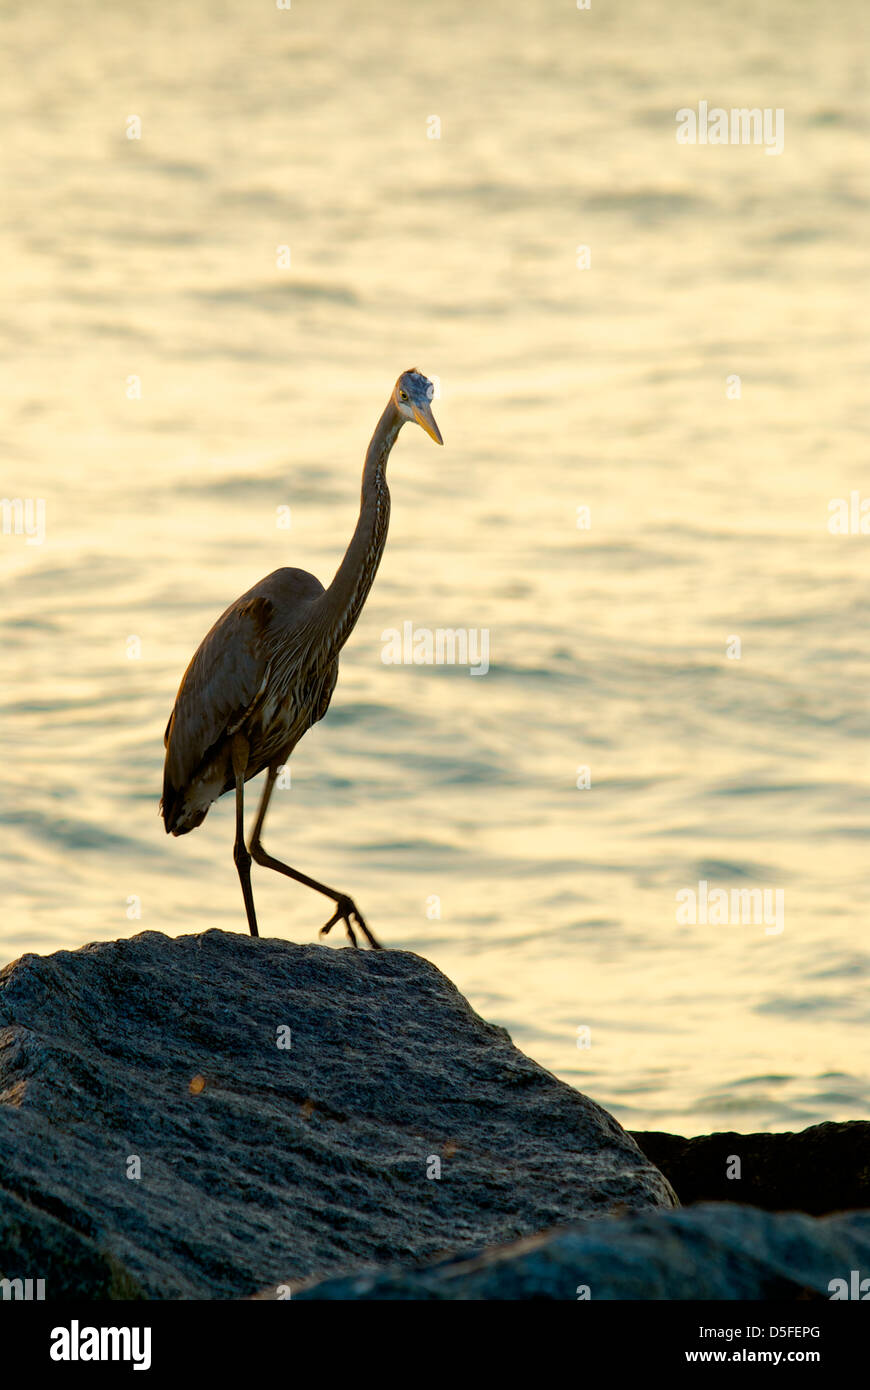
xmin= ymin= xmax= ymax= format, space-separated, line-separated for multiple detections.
xmin=249 ymin=764 xmax=382 ymax=949
xmin=232 ymin=733 xmax=259 ymax=938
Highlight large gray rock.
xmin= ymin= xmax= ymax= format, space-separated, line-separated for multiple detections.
xmin=293 ymin=1203 xmax=870 ymax=1301
xmin=0 ymin=930 xmax=675 ymax=1299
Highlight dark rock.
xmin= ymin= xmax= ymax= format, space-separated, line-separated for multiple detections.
xmin=630 ymin=1125 xmax=870 ymax=1215
xmin=0 ymin=930 xmax=675 ymax=1299
xmin=293 ymin=1203 xmax=870 ymax=1300
xmin=0 ymin=1185 xmax=145 ymax=1300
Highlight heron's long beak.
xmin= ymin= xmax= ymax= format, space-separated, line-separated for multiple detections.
xmin=413 ymin=401 xmax=443 ymax=445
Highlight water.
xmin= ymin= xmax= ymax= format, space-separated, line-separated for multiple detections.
xmin=2 ymin=0 xmax=868 ymax=1134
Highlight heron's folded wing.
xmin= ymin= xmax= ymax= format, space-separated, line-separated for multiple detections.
xmin=163 ymin=595 xmax=274 ymax=794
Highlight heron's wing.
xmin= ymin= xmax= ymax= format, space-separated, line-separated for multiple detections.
xmin=163 ymin=594 xmax=274 ymax=798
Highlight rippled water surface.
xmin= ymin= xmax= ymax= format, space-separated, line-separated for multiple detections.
xmin=3 ymin=0 xmax=868 ymax=1132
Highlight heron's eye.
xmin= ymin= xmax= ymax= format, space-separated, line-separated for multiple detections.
xmin=398 ymin=389 xmax=408 ymax=401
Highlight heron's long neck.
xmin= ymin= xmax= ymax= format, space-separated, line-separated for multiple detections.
xmin=312 ymin=398 xmax=402 ymax=664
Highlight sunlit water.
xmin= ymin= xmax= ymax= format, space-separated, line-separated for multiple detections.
xmin=3 ymin=0 xmax=868 ymax=1134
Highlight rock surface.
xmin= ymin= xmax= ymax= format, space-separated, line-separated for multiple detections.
xmin=630 ymin=1124 xmax=870 ymax=1215
xmin=292 ymin=1203 xmax=870 ymax=1301
xmin=0 ymin=929 xmax=675 ymax=1299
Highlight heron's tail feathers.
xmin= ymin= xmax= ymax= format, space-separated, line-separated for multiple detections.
xmin=160 ymin=784 xmax=209 ymax=836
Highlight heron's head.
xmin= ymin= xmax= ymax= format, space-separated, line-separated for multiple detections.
xmin=394 ymin=369 xmax=443 ymax=445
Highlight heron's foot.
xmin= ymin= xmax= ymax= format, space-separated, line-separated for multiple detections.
xmin=320 ymin=895 xmax=383 ymax=950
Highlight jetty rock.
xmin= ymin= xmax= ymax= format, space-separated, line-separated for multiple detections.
xmin=0 ymin=929 xmax=675 ymax=1299
xmin=291 ymin=1203 xmax=870 ymax=1301
xmin=630 ymin=1123 xmax=870 ymax=1215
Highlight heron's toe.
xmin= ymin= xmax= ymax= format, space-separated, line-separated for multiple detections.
xmin=320 ymin=895 xmax=361 ymax=947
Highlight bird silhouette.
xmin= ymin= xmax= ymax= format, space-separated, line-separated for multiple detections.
xmin=161 ymin=369 xmax=443 ymax=947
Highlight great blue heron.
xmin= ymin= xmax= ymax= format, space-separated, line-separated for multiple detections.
xmin=160 ymin=369 xmax=443 ymax=947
